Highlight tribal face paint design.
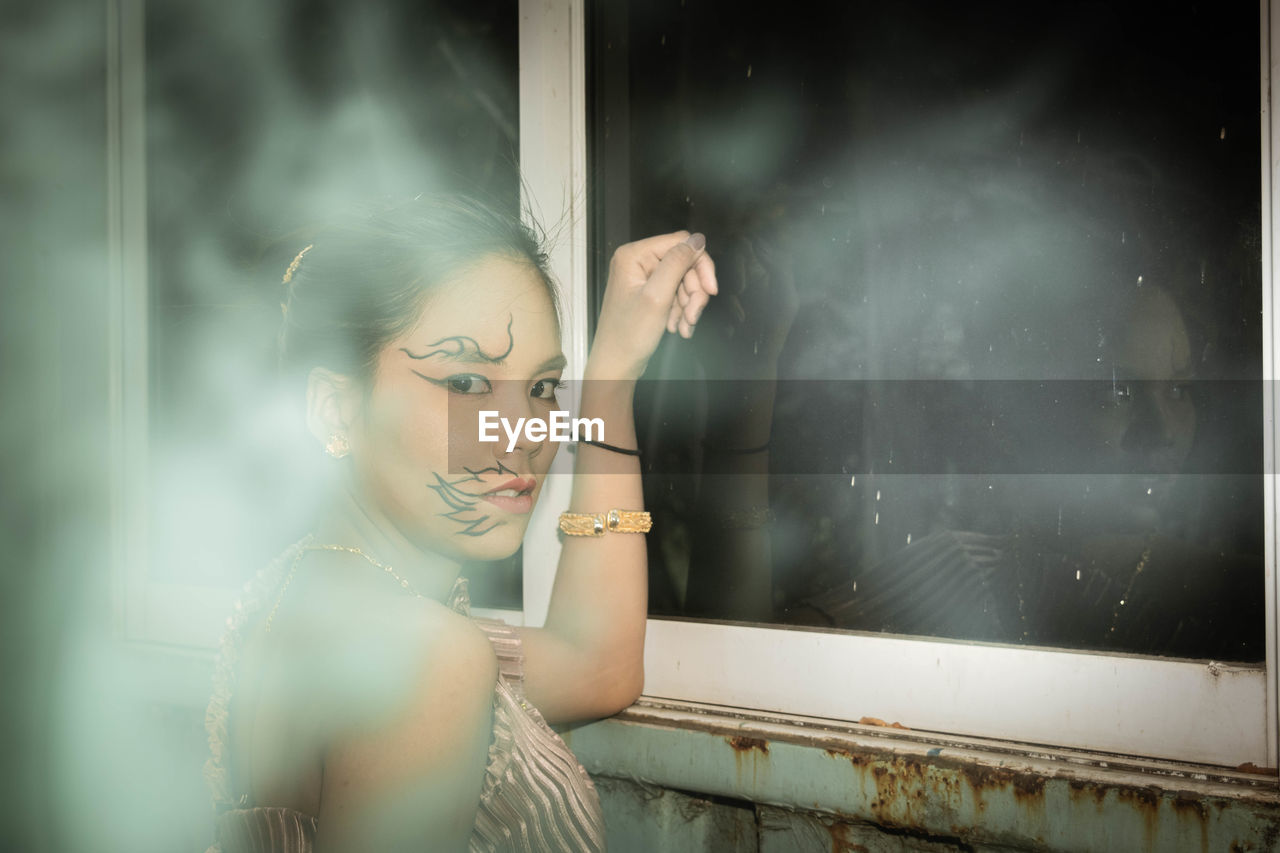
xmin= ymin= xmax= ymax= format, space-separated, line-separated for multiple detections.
xmin=400 ymin=314 xmax=516 ymax=367
xmin=352 ymin=255 xmax=562 ymax=561
xmin=424 ymin=461 xmax=519 ymax=538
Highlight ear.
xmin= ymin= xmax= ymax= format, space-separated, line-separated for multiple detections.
xmin=305 ymin=367 xmax=360 ymax=448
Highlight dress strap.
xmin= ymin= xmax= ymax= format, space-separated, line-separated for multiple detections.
xmin=472 ymin=618 xmax=526 ymax=702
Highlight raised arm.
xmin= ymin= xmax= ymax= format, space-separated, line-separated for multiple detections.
xmin=519 ymin=231 xmax=717 ymax=723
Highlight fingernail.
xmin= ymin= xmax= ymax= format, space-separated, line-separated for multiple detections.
xmin=684 ymin=232 xmax=706 ymax=252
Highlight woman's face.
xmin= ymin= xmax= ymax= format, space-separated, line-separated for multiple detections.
xmin=349 ymin=254 xmax=565 ymax=562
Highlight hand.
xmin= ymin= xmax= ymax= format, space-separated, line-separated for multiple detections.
xmin=588 ymin=231 xmax=718 ymax=380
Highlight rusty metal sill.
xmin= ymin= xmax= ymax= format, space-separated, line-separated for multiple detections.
xmin=619 ymin=697 xmax=1280 ymax=794
xmin=562 ymin=697 xmax=1280 ymax=852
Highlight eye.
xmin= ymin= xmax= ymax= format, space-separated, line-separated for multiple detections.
xmin=1112 ymin=383 xmax=1133 ymax=404
xmin=446 ymin=374 xmax=492 ymax=395
xmin=1168 ymin=383 xmax=1188 ymax=401
xmin=530 ymin=378 xmax=564 ymax=401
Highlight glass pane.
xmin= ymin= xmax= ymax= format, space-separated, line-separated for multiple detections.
xmin=590 ymin=1 xmax=1263 ymax=660
xmin=145 ymin=0 xmax=522 ymax=607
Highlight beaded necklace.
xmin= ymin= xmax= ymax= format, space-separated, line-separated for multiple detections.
xmin=265 ymin=540 xmax=427 ymax=633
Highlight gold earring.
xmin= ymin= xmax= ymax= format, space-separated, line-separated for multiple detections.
xmin=325 ymin=433 xmax=350 ymax=459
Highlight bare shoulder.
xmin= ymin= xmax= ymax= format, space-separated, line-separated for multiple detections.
xmin=268 ymin=550 xmax=499 ymax=730
xmin=268 ymin=554 xmax=499 ymax=849
xmin=232 ymin=550 xmax=499 ymax=830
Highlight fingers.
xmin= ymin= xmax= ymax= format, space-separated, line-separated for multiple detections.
xmin=638 ymin=233 xmax=706 ymax=309
xmin=693 ymin=251 xmax=718 ymax=295
xmin=614 ymin=230 xmax=717 ymax=339
xmin=683 ymin=279 xmax=710 ymax=325
xmin=674 ymin=260 xmax=716 ymax=337
xmin=619 ymin=230 xmax=693 ymax=278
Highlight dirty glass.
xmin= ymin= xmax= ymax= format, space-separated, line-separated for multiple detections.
xmin=590 ymin=1 xmax=1265 ymax=660
xmin=144 ymin=0 xmax=523 ymax=606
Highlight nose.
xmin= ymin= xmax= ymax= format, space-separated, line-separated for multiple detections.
xmin=490 ymin=381 xmax=542 ymax=458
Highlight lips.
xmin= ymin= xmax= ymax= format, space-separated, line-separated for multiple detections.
xmin=480 ymin=477 xmax=537 ymax=514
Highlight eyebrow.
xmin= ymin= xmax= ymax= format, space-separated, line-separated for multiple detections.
xmin=400 ymin=316 xmax=517 ymax=365
xmin=402 ymin=345 xmax=498 ymax=366
xmin=404 ymin=349 xmax=567 ymax=379
xmin=534 ymin=353 xmax=568 ymax=374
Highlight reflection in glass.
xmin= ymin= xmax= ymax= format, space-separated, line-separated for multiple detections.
xmin=591 ymin=0 xmax=1263 ymax=659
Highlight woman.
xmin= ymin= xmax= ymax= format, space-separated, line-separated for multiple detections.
xmin=204 ymin=195 xmax=717 ymax=851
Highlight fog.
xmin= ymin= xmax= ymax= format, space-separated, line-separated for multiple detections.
xmin=4 ymin=1 xmax=522 ymax=849
xmin=0 ymin=1 xmax=1264 ymax=850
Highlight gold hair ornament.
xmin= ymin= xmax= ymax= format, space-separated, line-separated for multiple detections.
xmin=282 ymin=244 xmax=314 ymax=284
xmin=559 ymin=509 xmax=652 ymax=537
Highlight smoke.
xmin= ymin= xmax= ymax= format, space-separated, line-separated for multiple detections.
xmin=3 ymin=0 xmax=521 ymax=849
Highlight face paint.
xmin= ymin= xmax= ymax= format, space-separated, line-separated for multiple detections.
xmin=348 ymin=255 xmax=564 ymax=562
xmin=401 ymin=314 xmax=517 ymax=365
xmin=424 ymin=461 xmax=523 ymax=538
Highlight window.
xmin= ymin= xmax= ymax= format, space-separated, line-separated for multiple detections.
xmin=113 ymin=0 xmax=527 ymax=648
xmin=112 ymin=0 xmax=1278 ymax=770
xmin=581 ymin=0 xmax=1273 ymax=766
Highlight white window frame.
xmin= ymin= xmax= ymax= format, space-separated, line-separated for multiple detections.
xmin=111 ymin=0 xmax=1280 ymax=770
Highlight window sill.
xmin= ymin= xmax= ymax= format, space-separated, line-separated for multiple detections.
xmin=562 ymin=697 xmax=1280 ymax=851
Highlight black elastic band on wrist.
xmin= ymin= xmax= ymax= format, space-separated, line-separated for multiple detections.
xmin=580 ymin=439 xmax=642 ymax=457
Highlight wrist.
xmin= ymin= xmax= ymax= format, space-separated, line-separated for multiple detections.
xmin=583 ymin=360 xmax=642 ymax=387
xmin=584 ymin=341 xmax=649 ymax=381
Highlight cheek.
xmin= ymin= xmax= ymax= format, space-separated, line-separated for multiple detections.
xmin=364 ymin=391 xmax=449 ymax=474
xmin=445 ymin=400 xmax=487 ymax=468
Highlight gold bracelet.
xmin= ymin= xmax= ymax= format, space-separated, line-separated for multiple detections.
xmin=559 ymin=509 xmax=652 ymax=537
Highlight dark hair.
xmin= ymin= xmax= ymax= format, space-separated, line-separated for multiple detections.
xmin=278 ymin=194 xmax=559 ymax=389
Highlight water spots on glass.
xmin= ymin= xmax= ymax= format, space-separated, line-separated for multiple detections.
xmin=598 ymin=0 xmax=1262 ymax=659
